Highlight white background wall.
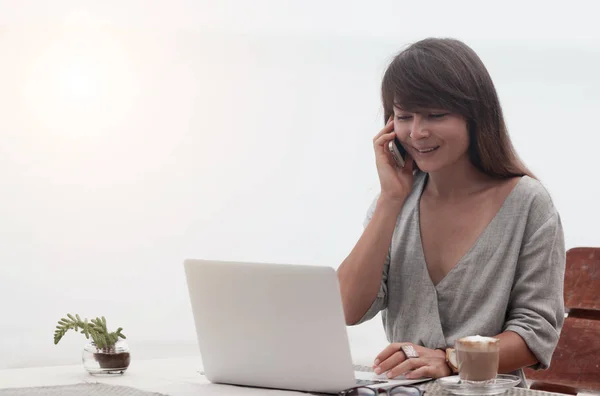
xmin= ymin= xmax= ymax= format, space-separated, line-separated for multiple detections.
xmin=1 ymin=0 xmax=599 ymax=369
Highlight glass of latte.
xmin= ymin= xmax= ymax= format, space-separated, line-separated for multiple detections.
xmin=455 ymin=335 xmax=500 ymax=385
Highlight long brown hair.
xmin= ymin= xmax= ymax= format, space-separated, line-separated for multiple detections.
xmin=381 ymin=38 xmax=532 ymax=179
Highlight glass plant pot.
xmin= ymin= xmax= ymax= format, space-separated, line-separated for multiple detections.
xmin=82 ymin=339 xmax=131 ymax=375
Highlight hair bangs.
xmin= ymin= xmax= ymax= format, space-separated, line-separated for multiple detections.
xmin=382 ymin=47 xmax=474 ymax=122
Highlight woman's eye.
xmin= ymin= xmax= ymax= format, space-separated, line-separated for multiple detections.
xmin=429 ymin=113 xmax=448 ymax=119
xmin=395 ymin=115 xmax=412 ymax=120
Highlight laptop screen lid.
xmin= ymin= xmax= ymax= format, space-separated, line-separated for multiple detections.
xmin=184 ymin=259 xmax=357 ymax=393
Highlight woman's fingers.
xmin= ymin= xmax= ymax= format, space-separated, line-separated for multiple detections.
xmin=386 ymin=358 xmax=428 ymax=379
xmin=373 ymin=351 xmax=404 ymax=375
xmin=373 ymin=131 xmax=396 ymax=152
xmin=385 ymin=355 xmax=451 ymax=379
xmin=404 ymin=365 xmax=434 ymax=379
xmin=404 ymin=358 xmax=451 ymax=379
xmin=372 ymin=119 xmax=394 ymax=143
xmin=373 ymin=343 xmax=410 ymax=367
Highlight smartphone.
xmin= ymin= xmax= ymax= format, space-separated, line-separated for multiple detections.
xmin=388 ymin=137 xmax=407 ymax=168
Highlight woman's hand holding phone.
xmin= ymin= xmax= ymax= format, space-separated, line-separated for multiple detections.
xmin=372 ymin=118 xmax=414 ymax=206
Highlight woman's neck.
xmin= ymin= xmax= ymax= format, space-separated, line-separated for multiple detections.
xmin=424 ymin=155 xmax=495 ymax=199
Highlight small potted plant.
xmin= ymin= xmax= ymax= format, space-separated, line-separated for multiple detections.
xmin=54 ymin=313 xmax=131 ymax=375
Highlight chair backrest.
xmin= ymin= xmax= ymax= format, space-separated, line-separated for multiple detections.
xmin=524 ymin=247 xmax=600 ymax=393
xmin=563 ymin=247 xmax=600 ymax=312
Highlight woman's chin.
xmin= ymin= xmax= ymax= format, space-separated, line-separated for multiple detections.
xmin=414 ymin=161 xmax=442 ymax=173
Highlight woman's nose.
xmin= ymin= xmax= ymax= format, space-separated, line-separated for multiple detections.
xmin=409 ymin=116 xmax=430 ymax=139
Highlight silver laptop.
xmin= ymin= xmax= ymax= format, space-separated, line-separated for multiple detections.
xmin=184 ymin=259 xmax=429 ymax=394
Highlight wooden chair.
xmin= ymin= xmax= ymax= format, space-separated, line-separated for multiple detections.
xmin=524 ymin=247 xmax=600 ymax=394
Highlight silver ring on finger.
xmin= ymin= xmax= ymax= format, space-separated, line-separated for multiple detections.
xmin=400 ymin=345 xmax=419 ymax=359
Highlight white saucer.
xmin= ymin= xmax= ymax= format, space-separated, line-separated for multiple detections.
xmin=436 ymin=374 xmax=521 ymax=395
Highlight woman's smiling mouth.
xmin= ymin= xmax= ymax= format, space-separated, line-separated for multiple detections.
xmin=413 ymin=146 xmax=440 ymax=154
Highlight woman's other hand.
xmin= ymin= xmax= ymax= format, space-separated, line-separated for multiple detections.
xmin=372 ymin=343 xmax=451 ymax=379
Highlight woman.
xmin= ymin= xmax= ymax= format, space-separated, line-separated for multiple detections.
xmin=336 ymin=38 xmax=565 ymax=384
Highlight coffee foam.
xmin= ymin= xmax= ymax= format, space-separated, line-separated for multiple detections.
xmin=456 ymin=335 xmax=499 ymax=351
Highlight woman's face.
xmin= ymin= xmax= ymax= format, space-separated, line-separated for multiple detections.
xmin=392 ymin=106 xmax=470 ymax=173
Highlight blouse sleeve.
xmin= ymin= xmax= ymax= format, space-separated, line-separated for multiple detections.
xmin=503 ymin=211 xmax=566 ymax=369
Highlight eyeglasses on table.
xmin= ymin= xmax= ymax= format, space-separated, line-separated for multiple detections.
xmin=338 ymin=384 xmax=424 ymax=395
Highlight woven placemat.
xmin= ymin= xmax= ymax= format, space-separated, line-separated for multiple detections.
xmin=421 ymin=381 xmax=558 ymax=396
xmin=0 ymin=383 xmax=168 ymax=396
xmin=352 ymin=366 xmax=559 ymax=396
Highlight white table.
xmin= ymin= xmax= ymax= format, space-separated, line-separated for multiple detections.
xmin=2 ymin=357 xmax=597 ymax=396
xmin=0 ymin=356 xmax=306 ymax=395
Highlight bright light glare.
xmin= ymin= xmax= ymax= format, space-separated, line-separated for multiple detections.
xmin=58 ymin=61 xmax=101 ymax=103
xmin=19 ymin=28 xmax=139 ymax=137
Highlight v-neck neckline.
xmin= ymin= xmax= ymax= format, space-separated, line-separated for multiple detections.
xmin=414 ymin=173 xmax=526 ymax=289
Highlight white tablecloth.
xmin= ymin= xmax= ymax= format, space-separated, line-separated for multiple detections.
xmin=0 ymin=357 xmax=306 ymax=395
xmin=1 ymin=357 xmax=596 ymax=396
